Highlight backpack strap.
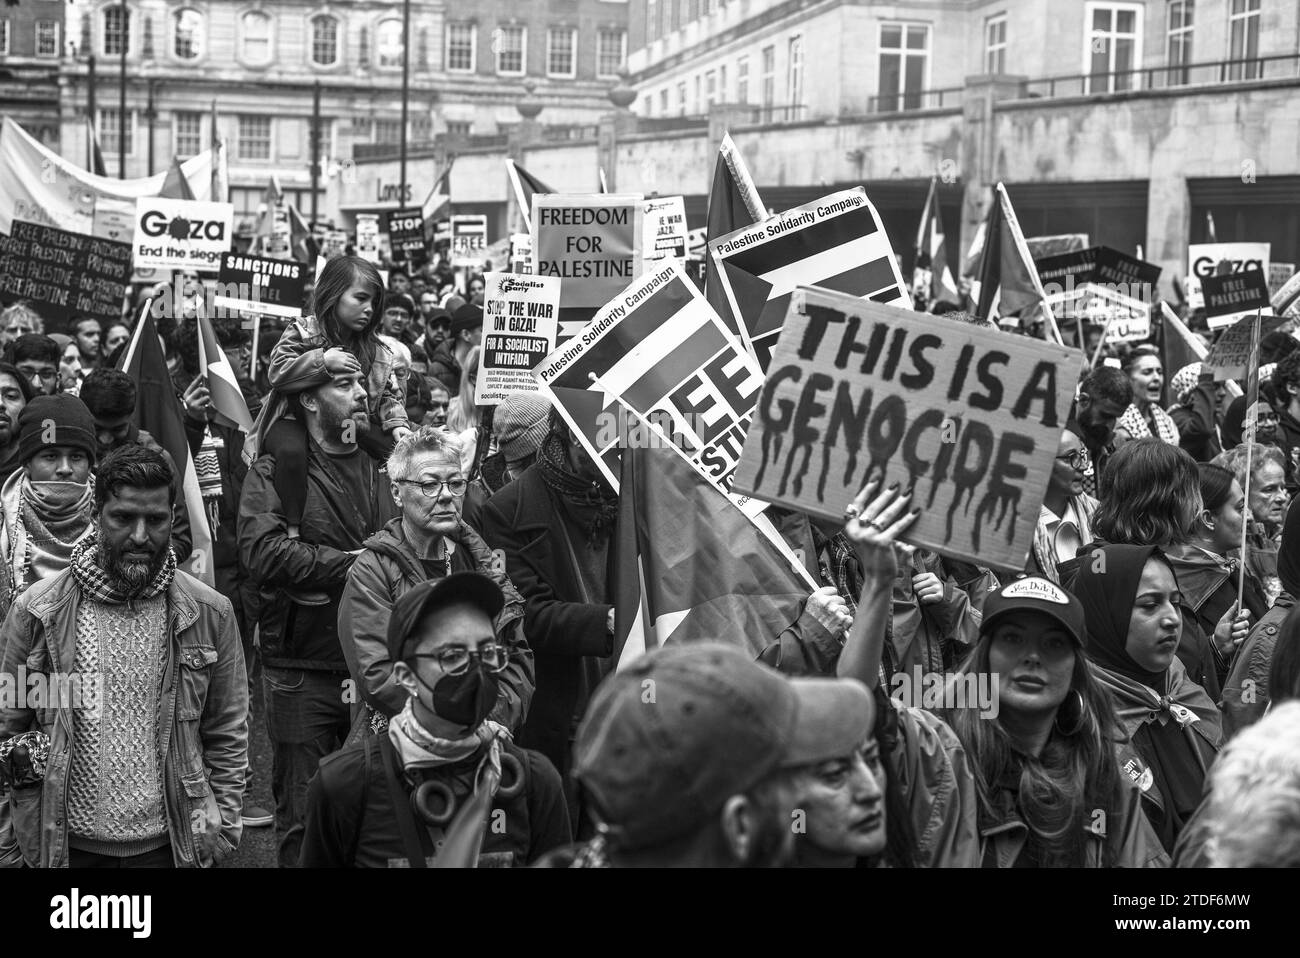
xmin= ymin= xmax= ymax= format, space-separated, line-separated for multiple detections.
xmin=348 ymin=735 xmax=374 ymax=867
xmin=377 ymin=733 xmax=436 ymax=868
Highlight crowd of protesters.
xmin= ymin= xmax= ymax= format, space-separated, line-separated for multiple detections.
xmin=1 ymin=242 xmax=1299 ymax=871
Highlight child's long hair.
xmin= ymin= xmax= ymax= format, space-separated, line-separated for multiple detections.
xmin=310 ymin=255 xmax=386 ymax=371
xmin=943 ymin=636 xmax=1123 ymax=867
xmin=447 ymin=346 xmax=481 ymax=434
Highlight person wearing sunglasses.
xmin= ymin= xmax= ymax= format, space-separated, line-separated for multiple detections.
xmin=338 ymin=425 xmax=535 ymax=741
xmin=1028 ymin=430 xmax=1098 ymax=584
xmin=302 ymin=573 xmax=569 ymax=867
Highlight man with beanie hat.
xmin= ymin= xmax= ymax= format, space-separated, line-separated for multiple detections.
xmin=494 ymin=394 xmax=551 ymax=485
xmin=426 ymin=303 xmax=482 ymax=396
xmin=0 ymin=394 xmax=98 ymax=621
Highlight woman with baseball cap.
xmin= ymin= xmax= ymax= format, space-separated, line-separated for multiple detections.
xmin=836 ymin=481 xmax=1166 ymax=867
xmin=1073 ymin=543 xmax=1225 ymax=854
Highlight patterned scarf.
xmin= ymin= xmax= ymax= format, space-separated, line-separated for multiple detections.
xmin=537 ymin=432 xmax=619 ymax=546
xmin=7 ymin=476 xmax=95 ymax=605
xmin=1118 ymin=402 xmax=1181 ymax=445
xmin=70 ymin=533 xmax=176 ymax=604
xmin=195 ymin=428 xmax=224 ymax=543
xmin=388 ymin=699 xmax=508 ymax=783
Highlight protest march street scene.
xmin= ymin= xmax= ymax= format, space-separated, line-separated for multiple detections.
xmin=1 ymin=0 xmax=1297 ymax=939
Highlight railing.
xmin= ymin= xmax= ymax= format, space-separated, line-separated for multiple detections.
xmin=633 ymin=114 xmax=711 ymax=133
xmin=861 ymin=86 xmax=964 ymax=115
xmin=1018 ymin=52 xmax=1300 ymax=100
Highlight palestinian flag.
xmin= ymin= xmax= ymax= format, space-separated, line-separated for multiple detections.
xmin=505 ymin=159 xmax=553 ymax=234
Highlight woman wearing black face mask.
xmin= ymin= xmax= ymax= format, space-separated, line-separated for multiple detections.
xmin=301 ymin=574 xmax=571 ymax=868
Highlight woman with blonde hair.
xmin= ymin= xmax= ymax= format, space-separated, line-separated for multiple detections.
xmin=446 ymin=346 xmax=482 ymax=473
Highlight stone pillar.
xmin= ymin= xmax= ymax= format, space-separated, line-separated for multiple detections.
xmin=600 ymin=69 xmax=639 ymax=192
xmin=506 ymin=82 xmax=545 ymax=235
xmin=959 ymin=74 xmax=1029 ymax=269
xmin=1145 ymin=172 xmax=1191 ymax=302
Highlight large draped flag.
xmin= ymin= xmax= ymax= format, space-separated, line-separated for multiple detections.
xmin=914 ymin=176 xmax=960 ymax=308
xmin=704 ymin=134 xmax=766 ymax=325
xmin=973 ymin=182 xmax=1062 ymax=342
xmin=85 ymin=114 xmax=107 ymax=178
xmin=505 ymin=159 xmax=554 ymax=234
xmin=0 ymin=117 xmax=222 ymax=234
xmin=613 ymin=439 xmax=810 ymax=669
xmin=120 ymin=305 xmax=215 ymax=585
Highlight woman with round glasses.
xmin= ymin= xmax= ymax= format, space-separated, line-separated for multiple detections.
xmin=338 ymin=425 xmax=535 ymax=739
xmin=1028 ymin=429 xmax=1098 ymax=584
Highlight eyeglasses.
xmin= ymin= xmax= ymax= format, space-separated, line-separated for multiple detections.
xmin=1055 ymin=450 xmax=1086 ymax=468
xmin=395 ymin=476 xmax=468 ymax=498
xmin=410 ymin=643 xmax=509 ymax=675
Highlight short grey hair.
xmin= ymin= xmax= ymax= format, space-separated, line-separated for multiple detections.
xmin=387 ymin=425 xmax=464 ymax=480
xmin=1212 ymin=443 xmax=1286 ymax=491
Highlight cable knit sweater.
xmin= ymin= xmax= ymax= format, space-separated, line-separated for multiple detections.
xmin=65 ymin=593 xmax=169 ymax=855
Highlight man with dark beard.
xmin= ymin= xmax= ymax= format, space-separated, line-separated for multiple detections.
xmin=239 ymin=351 xmax=397 ymax=867
xmin=1067 ymin=366 xmax=1133 ymax=497
xmin=0 ymin=444 xmax=248 ymax=867
xmin=538 ymin=642 xmax=873 ymax=867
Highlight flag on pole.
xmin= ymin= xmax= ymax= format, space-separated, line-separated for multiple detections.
xmin=505 ymin=159 xmax=554 ymax=234
xmin=287 ymin=203 xmax=317 ymax=264
xmin=613 ymin=439 xmax=810 ymax=669
xmin=598 ymin=168 xmax=609 ymax=194
xmin=1206 ymin=210 xmax=1218 ymax=244
xmin=119 ymin=304 xmax=215 ymax=585
xmin=914 ymin=176 xmax=960 ymax=309
xmin=973 ymin=183 xmax=1062 ymax=342
xmin=85 ymin=115 xmax=107 ymax=178
xmin=159 ymin=157 xmax=197 ymax=201
xmin=210 ymin=100 xmax=228 ymax=204
xmin=196 ymin=310 xmax=254 ymax=434
xmin=704 ymin=135 xmax=768 ymax=336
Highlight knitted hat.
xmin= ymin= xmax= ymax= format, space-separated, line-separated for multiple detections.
xmin=494 ymin=393 xmax=552 ymax=461
xmin=386 ymin=293 xmax=416 ymax=317
xmin=450 ymin=303 xmax=482 ymax=337
xmin=1171 ymin=363 xmax=1201 ymax=403
xmin=17 ymin=393 xmax=97 ymax=465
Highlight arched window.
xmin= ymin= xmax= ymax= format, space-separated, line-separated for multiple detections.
xmin=173 ymin=8 xmax=204 ymax=60
xmin=240 ymin=10 xmax=272 ymax=65
xmin=310 ymin=14 xmax=339 ymax=66
xmin=103 ymin=4 xmax=130 ymax=57
xmin=375 ymin=19 xmax=403 ymax=69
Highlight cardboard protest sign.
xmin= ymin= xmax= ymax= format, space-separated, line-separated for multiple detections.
xmin=1202 ymin=267 xmax=1272 ymax=329
xmin=1204 ymin=311 xmax=1285 ymax=381
xmin=1269 ymin=262 xmax=1295 ymax=297
xmin=1034 ymin=247 xmax=1096 ymax=300
xmin=132 ymin=197 xmax=233 ymax=272
xmin=710 ymin=187 xmax=908 ymax=370
xmin=1186 ymin=242 xmax=1269 ymax=311
xmin=212 ymin=253 xmax=307 ymax=320
xmin=1092 ymin=246 xmax=1161 ymax=300
xmin=532 ymin=193 xmax=644 ymax=344
xmin=509 ymin=233 xmax=532 ymax=274
xmin=385 ymin=208 xmax=425 ymax=261
xmin=476 ymin=272 xmax=560 ymax=405
xmin=323 ymin=230 xmax=348 ymax=259
xmin=92 ymin=197 xmax=135 ymax=244
xmin=1078 ymin=285 xmax=1150 ymax=343
xmin=733 ymin=286 xmax=1077 ymax=570
xmin=1025 ymin=234 xmax=1089 ymax=260
xmin=451 ymin=214 xmax=489 ymax=268
xmin=263 ymin=203 xmax=291 ymax=259
xmin=356 ymin=214 xmax=380 ymax=263
xmin=0 ymin=220 xmax=131 ymax=329
xmin=643 ymin=196 xmax=688 ymax=266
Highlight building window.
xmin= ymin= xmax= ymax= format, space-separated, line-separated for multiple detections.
xmin=240 ymin=11 xmax=272 ymax=65
xmin=693 ymin=75 xmax=701 ymax=112
xmin=719 ymin=63 xmax=727 ymax=99
xmin=1165 ymin=1 xmax=1193 ymax=83
xmin=1228 ymin=0 xmax=1261 ymax=80
xmin=374 ymin=119 xmax=403 ymax=144
xmin=737 ymin=55 xmax=749 ymax=103
xmin=0 ymin=20 xmax=8 ymax=56
xmin=376 ymin=19 xmax=403 ymax=69
xmin=547 ymin=27 xmax=576 ymax=78
xmin=496 ymin=25 xmax=525 ymax=75
xmin=103 ymin=5 xmax=130 ymax=57
xmin=670 ymin=0 xmax=681 ymax=31
xmin=649 ymin=0 xmax=660 ymax=42
xmin=172 ymin=9 xmax=202 ymax=59
xmin=447 ymin=22 xmax=475 ymax=72
xmin=659 ymin=88 xmax=669 ymax=113
xmin=705 ymin=69 xmax=717 ymax=108
xmin=310 ymin=14 xmax=339 ymax=67
xmin=238 ymin=114 xmax=272 ymax=160
xmin=1084 ymin=3 xmax=1141 ymax=93
xmin=676 ymin=80 xmax=686 ymax=116
xmin=99 ymin=108 xmax=134 ymax=157
xmin=35 ymin=20 xmax=59 ymax=57
xmin=597 ymin=29 xmax=626 ymax=77
xmin=878 ymin=23 xmax=929 ymax=110
xmin=761 ymin=45 xmax=775 ymax=107
xmin=787 ymin=34 xmax=804 ymax=108
xmin=175 ymin=110 xmax=203 ymax=157
xmin=985 ymin=13 xmax=1007 ymax=74
xmin=446 ymin=120 xmax=472 ymax=137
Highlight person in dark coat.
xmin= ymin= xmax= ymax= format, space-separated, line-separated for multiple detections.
xmin=478 ymin=411 xmax=617 ymax=824
xmin=425 ymin=304 xmax=482 ymax=396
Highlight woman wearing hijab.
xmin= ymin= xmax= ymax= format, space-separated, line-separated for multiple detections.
xmin=836 ymin=482 xmax=1167 ymax=868
xmin=1072 ymin=543 xmax=1245 ymax=853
